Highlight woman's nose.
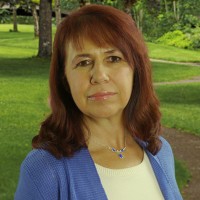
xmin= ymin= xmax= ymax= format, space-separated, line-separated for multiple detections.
xmin=90 ymin=62 xmax=110 ymax=84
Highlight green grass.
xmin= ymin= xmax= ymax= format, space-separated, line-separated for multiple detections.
xmin=0 ymin=24 xmax=56 ymax=58
xmin=148 ymin=42 xmax=200 ymax=62
xmin=0 ymin=25 xmax=38 ymax=58
xmin=156 ymin=83 xmax=200 ymax=135
xmin=152 ymin=62 xmax=200 ymax=82
xmin=0 ymin=24 xmax=196 ymax=199
xmin=0 ymin=58 xmax=50 ymax=200
xmin=175 ymin=159 xmax=191 ymax=190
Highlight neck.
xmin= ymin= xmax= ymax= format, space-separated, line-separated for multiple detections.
xmin=84 ymin=116 xmax=126 ymax=149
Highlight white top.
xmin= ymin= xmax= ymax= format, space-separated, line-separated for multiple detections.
xmin=95 ymin=152 xmax=164 ymax=200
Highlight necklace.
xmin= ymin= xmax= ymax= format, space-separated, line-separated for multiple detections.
xmin=92 ymin=133 xmax=127 ymax=159
xmin=108 ymin=144 xmax=126 ymax=159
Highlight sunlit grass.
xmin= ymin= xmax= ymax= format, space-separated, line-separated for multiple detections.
xmin=152 ymin=62 xmax=200 ymax=82
xmin=148 ymin=42 xmax=200 ymax=62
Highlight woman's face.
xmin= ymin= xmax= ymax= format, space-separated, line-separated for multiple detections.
xmin=65 ymin=39 xmax=134 ymax=120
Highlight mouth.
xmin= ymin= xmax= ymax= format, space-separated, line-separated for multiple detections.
xmin=87 ymin=91 xmax=116 ymax=101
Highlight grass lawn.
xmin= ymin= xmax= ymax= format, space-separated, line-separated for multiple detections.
xmin=0 ymin=58 xmax=50 ymax=200
xmin=152 ymin=62 xmax=200 ymax=82
xmin=155 ymin=83 xmax=200 ymax=135
xmin=175 ymin=160 xmax=191 ymax=190
xmin=148 ymin=42 xmax=200 ymax=62
xmin=0 ymin=24 xmax=198 ymax=199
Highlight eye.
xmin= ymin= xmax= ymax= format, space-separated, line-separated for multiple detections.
xmin=75 ymin=60 xmax=93 ymax=68
xmin=107 ymin=56 xmax=122 ymax=63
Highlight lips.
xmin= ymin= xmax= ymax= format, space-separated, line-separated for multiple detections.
xmin=88 ymin=91 xmax=116 ymax=101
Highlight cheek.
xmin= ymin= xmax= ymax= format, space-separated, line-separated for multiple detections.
xmin=119 ymin=68 xmax=134 ymax=102
xmin=117 ymin=67 xmax=134 ymax=88
xmin=67 ymin=72 xmax=89 ymax=102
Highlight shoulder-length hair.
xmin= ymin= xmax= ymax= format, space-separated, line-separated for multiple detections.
xmin=32 ymin=4 xmax=162 ymax=158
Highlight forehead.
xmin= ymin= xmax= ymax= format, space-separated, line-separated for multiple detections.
xmin=67 ymin=38 xmax=117 ymax=54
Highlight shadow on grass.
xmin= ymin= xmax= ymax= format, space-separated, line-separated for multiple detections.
xmin=156 ymin=84 xmax=200 ymax=106
xmin=0 ymin=57 xmax=50 ymax=78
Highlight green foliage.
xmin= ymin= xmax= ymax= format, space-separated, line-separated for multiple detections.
xmin=31 ymin=0 xmax=40 ymax=3
xmin=61 ymin=0 xmax=79 ymax=11
xmin=17 ymin=16 xmax=35 ymax=24
xmin=181 ymin=14 xmax=200 ymax=29
xmin=156 ymin=30 xmax=192 ymax=49
xmin=140 ymin=0 xmax=200 ymax=48
xmin=0 ymin=9 xmax=10 ymax=23
xmin=189 ymin=27 xmax=200 ymax=49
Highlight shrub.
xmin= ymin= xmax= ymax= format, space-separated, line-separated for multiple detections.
xmin=156 ymin=30 xmax=192 ymax=49
xmin=188 ymin=27 xmax=200 ymax=49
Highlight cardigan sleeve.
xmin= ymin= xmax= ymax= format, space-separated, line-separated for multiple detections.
xmin=14 ymin=161 xmax=44 ymax=200
xmin=158 ymin=137 xmax=183 ymax=199
xmin=14 ymin=149 xmax=60 ymax=200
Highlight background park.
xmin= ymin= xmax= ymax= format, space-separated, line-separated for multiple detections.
xmin=0 ymin=0 xmax=200 ymax=199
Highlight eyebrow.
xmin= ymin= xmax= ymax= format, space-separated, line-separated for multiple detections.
xmin=71 ymin=49 xmax=118 ymax=64
xmin=72 ymin=54 xmax=90 ymax=64
xmin=104 ymin=49 xmax=117 ymax=54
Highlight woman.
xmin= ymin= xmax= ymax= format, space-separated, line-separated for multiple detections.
xmin=15 ymin=4 xmax=183 ymax=200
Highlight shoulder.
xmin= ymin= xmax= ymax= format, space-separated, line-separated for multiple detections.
xmin=21 ymin=149 xmax=64 ymax=176
xmin=158 ymin=136 xmax=173 ymax=152
xmin=15 ymin=149 xmax=67 ymax=200
xmin=156 ymin=136 xmax=175 ymax=172
xmin=158 ymin=136 xmax=174 ymax=159
xmin=141 ymin=136 xmax=175 ymax=173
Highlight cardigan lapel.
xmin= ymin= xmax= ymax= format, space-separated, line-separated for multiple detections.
xmin=135 ymin=137 xmax=177 ymax=200
xmin=145 ymin=150 xmax=175 ymax=200
xmin=65 ymin=148 xmax=108 ymax=200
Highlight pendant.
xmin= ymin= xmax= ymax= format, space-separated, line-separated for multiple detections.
xmin=111 ymin=147 xmax=125 ymax=159
xmin=118 ymin=153 xmax=124 ymax=159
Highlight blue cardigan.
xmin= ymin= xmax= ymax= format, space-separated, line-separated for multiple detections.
xmin=15 ymin=137 xmax=183 ymax=200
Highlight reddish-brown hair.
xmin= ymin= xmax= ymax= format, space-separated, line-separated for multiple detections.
xmin=32 ymin=4 xmax=162 ymax=158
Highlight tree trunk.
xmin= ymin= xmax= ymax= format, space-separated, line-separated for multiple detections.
xmin=139 ymin=9 xmax=143 ymax=32
xmin=13 ymin=5 xmax=18 ymax=32
xmin=38 ymin=0 xmax=52 ymax=58
xmin=55 ymin=0 xmax=61 ymax=27
xmin=164 ymin=0 xmax=168 ymax=13
xmin=173 ymin=0 xmax=176 ymax=20
xmin=173 ymin=0 xmax=179 ymax=21
xmin=31 ymin=4 xmax=39 ymax=38
xmin=177 ymin=0 xmax=180 ymax=21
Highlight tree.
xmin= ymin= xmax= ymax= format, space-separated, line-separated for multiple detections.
xmin=38 ymin=0 xmax=52 ymax=57
xmin=55 ymin=0 xmax=61 ymax=26
xmin=3 ymin=0 xmax=19 ymax=32
xmin=132 ymin=0 xmax=144 ymax=31
xmin=21 ymin=0 xmax=39 ymax=37
xmin=12 ymin=2 xmax=18 ymax=31
xmin=31 ymin=3 xmax=39 ymax=37
xmin=173 ymin=0 xmax=180 ymax=21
